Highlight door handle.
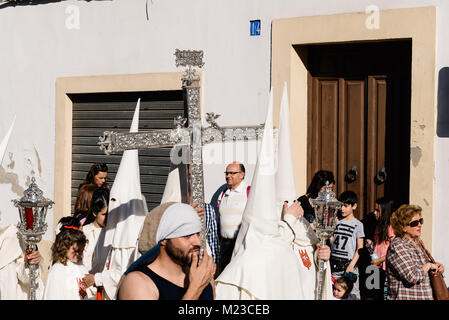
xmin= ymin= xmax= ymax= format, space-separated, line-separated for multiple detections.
xmin=374 ymin=167 xmax=387 ymax=185
xmin=344 ymin=165 xmax=358 ymax=183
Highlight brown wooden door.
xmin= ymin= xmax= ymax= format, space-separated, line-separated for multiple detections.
xmin=366 ymin=76 xmax=387 ymax=213
xmin=308 ymin=76 xmax=386 ymax=219
xmin=302 ymin=40 xmax=411 ymax=219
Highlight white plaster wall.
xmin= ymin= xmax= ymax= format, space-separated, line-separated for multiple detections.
xmin=434 ymin=0 xmax=449 ymax=287
xmin=0 ymin=1 xmax=447 ymax=285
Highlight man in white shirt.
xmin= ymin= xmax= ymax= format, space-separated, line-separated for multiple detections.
xmin=217 ymin=161 xmax=250 ymax=272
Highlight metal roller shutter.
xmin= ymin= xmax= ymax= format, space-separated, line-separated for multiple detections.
xmin=70 ymin=90 xmax=186 ymax=212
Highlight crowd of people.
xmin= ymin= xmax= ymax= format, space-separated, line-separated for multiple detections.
xmin=0 ymin=157 xmax=447 ymax=301
xmin=0 ymin=91 xmax=446 ymax=301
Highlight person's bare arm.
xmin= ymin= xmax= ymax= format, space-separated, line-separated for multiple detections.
xmin=118 ymin=271 xmax=159 ymax=300
xmin=346 ymin=238 xmax=364 ymax=273
xmin=182 ymin=252 xmax=215 ymax=300
xmin=371 ymin=255 xmax=386 ymax=266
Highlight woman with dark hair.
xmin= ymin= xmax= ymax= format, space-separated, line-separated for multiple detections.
xmin=84 ymin=187 xmax=110 ymax=227
xmin=82 ymin=188 xmax=109 ymax=272
xmin=80 ymin=163 xmax=109 ymax=189
xmin=297 ymin=170 xmax=335 ymax=223
xmin=371 ymin=198 xmax=395 ymax=268
xmin=73 ymin=183 xmax=98 ymax=225
xmin=81 ymin=188 xmax=109 ymax=298
xmin=74 ymin=162 xmax=108 ymax=224
xmin=363 ymin=198 xmax=395 ymax=299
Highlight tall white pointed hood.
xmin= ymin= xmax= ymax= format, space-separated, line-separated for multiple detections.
xmin=273 ymin=84 xmax=334 ymax=300
xmin=275 ymin=82 xmax=297 ymax=206
xmin=160 ymin=167 xmax=182 ymax=203
xmin=109 ymin=98 xmax=142 ymax=206
xmin=0 ymin=117 xmax=15 ymax=229
xmin=234 ymin=88 xmax=279 ymax=245
xmin=215 ymin=88 xmax=303 ymax=300
xmin=0 ymin=117 xmax=24 ymax=275
xmin=0 ymin=117 xmax=15 ymax=165
xmin=104 ymin=99 xmax=149 ymax=248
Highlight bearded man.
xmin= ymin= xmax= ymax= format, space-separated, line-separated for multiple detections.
xmin=118 ymin=203 xmax=215 ymax=300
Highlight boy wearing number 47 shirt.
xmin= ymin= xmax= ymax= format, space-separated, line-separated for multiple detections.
xmin=330 ymin=191 xmax=364 ymax=299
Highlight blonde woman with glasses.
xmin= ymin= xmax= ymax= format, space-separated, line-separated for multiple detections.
xmin=385 ymin=204 xmax=445 ymax=300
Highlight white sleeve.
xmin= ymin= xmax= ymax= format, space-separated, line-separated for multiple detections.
xmin=96 ymin=247 xmax=139 ymax=300
xmin=94 ymin=272 xmax=103 ymax=287
xmin=278 ymin=214 xmax=298 ymax=244
xmin=15 ymin=256 xmax=29 ymax=285
xmin=0 ymin=259 xmax=23 ymax=299
xmin=16 ymin=257 xmax=42 ymax=283
xmin=43 ymin=266 xmax=78 ymax=300
xmin=314 ymin=255 xmax=333 ymax=300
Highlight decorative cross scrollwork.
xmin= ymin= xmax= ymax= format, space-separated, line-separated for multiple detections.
xmin=99 ymin=49 xmax=270 ymax=260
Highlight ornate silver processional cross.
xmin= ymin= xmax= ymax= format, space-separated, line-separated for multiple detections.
xmin=98 ymin=49 xmax=265 ymax=259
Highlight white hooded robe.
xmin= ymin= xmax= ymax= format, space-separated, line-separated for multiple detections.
xmin=0 ymin=118 xmax=44 ymax=300
xmin=215 ymin=88 xmax=303 ymax=300
xmin=275 ymin=83 xmax=333 ymax=300
xmin=92 ymin=99 xmax=149 ymax=299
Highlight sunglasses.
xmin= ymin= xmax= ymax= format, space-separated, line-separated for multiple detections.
xmin=408 ymin=218 xmax=424 ymax=227
xmin=95 ymin=163 xmax=108 ymax=171
xmin=224 ymin=171 xmax=241 ymax=175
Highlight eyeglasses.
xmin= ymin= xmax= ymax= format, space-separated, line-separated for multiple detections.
xmin=408 ymin=218 xmax=424 ymax=227
xmin=224 ymin=171 xmax=241 ymax=176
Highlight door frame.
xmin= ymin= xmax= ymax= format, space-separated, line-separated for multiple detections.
xmin=55 ymin=72 xmax=193 ymax=228
xmin=271 ymin=6 xmax=437 ymax=248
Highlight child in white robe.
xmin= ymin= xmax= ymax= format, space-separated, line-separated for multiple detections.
xmin=81 ymin=188 xmax=109 ymax=299
xmin=82 ymin=187 xmax=109 ymax=273
xmin=43 ymin=217 xmax=94 ymax=300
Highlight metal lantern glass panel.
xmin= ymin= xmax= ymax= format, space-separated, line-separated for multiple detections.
xmin=12 ymin=177 xmax=54 ymax=300
xmin=310 ymin=181 xmax=342 ymax=300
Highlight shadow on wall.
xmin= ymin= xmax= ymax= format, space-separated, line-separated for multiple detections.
xmin=437 ymin=67 xmax=449 ymax=137
xmin=0 ymin=0 xmax=111 ymax=9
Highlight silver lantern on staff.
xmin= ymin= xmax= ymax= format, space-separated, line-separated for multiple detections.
xmin=12 ymin=177 xmax=54 ymax=300
xmin=310 ymin=181 xmax=342 ymax=300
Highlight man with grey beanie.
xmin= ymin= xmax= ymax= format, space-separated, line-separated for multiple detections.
xmin=118 ymin=202 xmax=215 ymax=300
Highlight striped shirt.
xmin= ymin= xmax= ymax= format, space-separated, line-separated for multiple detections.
xmin=330 ymin=218 xmax=364 ymax=261
xmin=385 ymin=237 xmax=433 ymax=300
xmin=218 ymin=181 xmax=249 ymax=239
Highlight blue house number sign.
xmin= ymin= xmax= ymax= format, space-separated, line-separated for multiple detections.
xmin=250 ymin=20 xmax=261 ymax=36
